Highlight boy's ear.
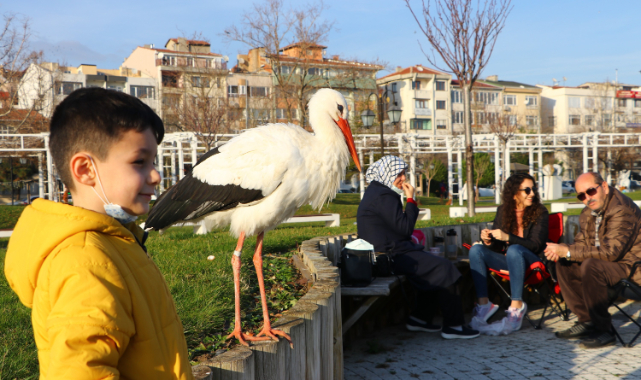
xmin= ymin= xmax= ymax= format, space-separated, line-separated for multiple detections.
xmin=70 ymin=153 xmax=97 ymax=187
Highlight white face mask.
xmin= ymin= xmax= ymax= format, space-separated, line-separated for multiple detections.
xmin=88 ymin=156 xmax=138 ymax=224
xmin=392 ymin=185 xmax=405 ymax=196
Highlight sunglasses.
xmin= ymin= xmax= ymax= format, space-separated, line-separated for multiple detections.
xmin=518 ymin=186 xmax=537 ymax=195
xmin=577 ymin=183 xmax=601 ymax=202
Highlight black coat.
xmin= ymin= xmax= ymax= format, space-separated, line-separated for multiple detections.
xmin=357 ymin=181 xmax=460 ymax=290
xmin=486 ymin=204 xmax=549 ymax=256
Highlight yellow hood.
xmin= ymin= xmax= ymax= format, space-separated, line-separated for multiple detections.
xmin=5 ymin=199 xmax=143 ymax=308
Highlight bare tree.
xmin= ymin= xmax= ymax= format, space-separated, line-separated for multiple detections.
xmin=404 ymin=0 xmax=512 ymax=216
xmin=473 ymin=153 xmax=490 ymax=201
xmin=486 ymin=105 xmax=521 ymax=187
xmin=422 ymin=158 xmax=441 ymax=198
xmin=223 ymin=0 xmax=333 ymax=128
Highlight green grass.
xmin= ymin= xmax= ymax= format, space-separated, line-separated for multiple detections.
xmin=2 ymin=190 xmax=641 ymax=376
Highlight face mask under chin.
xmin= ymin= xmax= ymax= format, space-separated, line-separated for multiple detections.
xmin=392 ymin=186 xmax=404 ymax=196
xmin=88 ymin=156 xmax=139 ymax=225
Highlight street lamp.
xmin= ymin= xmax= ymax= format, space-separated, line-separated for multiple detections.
xmin=361 ymin=86 xmax=403 ymax=156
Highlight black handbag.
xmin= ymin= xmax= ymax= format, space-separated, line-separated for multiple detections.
xmin=340 ymin=247 xmax=373 ymax=287
xmin=374 ymin=253 xmax=394 ymax=277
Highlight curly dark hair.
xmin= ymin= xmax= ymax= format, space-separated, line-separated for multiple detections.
xmin=500 ymin=173 xmax=543 ymax=235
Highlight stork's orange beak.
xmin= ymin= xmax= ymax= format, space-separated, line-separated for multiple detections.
xmin=336 ymin=117 xmax=361 ymax=172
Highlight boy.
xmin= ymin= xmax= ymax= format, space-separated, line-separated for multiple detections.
xmin=4 ymin=88 xmax=194 ymax=379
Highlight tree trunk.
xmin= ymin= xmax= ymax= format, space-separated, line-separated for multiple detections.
xmin=502 ymin=140 xmax=508 ymax=189
xmin=463 ymin=84 xmax=476 ymax=216
xmin=427 ymin=178 xmax=431 ymax=198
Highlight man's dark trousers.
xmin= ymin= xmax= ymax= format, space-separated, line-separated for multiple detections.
xmin=557 ymin=258 xmax=629 ymax=331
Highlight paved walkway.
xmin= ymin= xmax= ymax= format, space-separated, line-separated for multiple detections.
xmin=344 ymin=301 xmax=641 ymax=380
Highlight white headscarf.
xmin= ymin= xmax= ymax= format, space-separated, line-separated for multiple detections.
xmin=365 ymin=155 xmax=408 ymax=189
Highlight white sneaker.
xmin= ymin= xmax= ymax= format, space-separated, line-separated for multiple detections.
xmin=507 ymin=303 xmax=527 ymax=331
xmin=473 ymin=303 xmax=499 ymax=322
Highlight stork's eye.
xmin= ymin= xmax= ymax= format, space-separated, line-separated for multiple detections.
xmin=337 ymin=104 xmax=344 ymax=113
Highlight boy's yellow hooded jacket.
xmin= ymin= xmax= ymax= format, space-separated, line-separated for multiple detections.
xmin=4 ymin=199 xmax=194 ymax=380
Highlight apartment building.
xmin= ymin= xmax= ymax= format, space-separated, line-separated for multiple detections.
xmin=538 ymin=82 xmax=640 ymax=134
xmin=17 ymin=62 xmax=158 ymax=118
xmin=450 ymin=80 xmax=503 ymax=134
xmin=123 ymin=38 xmax=228 ymax=131
xmin=236 ymin=43 xmax=383 ymax=127
xmin=376 ymin=65 xmax=453 ymax=135
xmin=481 ymin=76 xmax=542 ymax=133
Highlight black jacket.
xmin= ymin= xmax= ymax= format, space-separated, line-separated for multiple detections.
xmin=486 ymin=203 xmax=549 ymax=256
xmin=357 ymin=181 xmax=421 ymax=255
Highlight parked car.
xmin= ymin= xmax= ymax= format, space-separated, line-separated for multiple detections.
xmin=561 ymin=181 xmax=575 ymax=194
xmin=21 ymin=196 xmax=40 ymax=205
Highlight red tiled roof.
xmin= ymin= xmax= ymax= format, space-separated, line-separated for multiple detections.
xmin=279 ymin=42 xmax=327 ymax=51
xmin=0 ymin=108 xmax=47 ymax=122
xmin=378 ymin=65 xmax=447 ymax=81
xmin=451 ymin=80 xmax=501 ymax=89
xmin=142 ymin=46 xmax=222 ymax=57
xmin=275 ymin=55 xmax=382 ymax=70
xmin=0 ymin=91 xmax=9 ymax=100
xmin=168 ymin=38 xmax=210 ymax=46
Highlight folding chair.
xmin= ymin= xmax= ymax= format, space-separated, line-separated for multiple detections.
xmin=607 ymin=261 xmax=641 ymax=347
xmin=469 ymin=213 xmax=569 ymax=329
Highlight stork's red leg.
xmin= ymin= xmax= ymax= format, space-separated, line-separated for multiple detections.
xmin=253 ymin=232 xmax=293 ymax=345
xmin=226 ymin=232 xmax=270 ymax=346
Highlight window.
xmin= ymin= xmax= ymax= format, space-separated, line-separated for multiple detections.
xmin=525 ymin=96 xmax=538 ymax=107
xmin=548 ymin=116 xmax=556 ymax=127
xmin=391 ymin=83 xmax=397 ymax=92
xmin=162 ymin=55 xmax=177 ymax=66
xmin=410 ymin=119 xmax=431 ymax=130
xmin=192 ymin=76 xmax=210 ymax=88
xmin=436 ymin=100 xmax=446 ymax=110
xmin=506 ymin=115 xmax=517 ymax=126
xmin=280 ymin=66 xmax=292 ymax=74
xmin=250 ymin=86 xmax=269 ymax=97
xmin=162 ymin=94 xmax=180 ymax=108
xmin=569 ymin=115 xmax=581 ymax=125
xmin=451 ymin=90 xmax=461 ymax=104
xmin=415 ymin=99 xmax=428 ymax=109
xmin=186 ymin=57 xmax=194 ymax=67
xmin=227 ymin=85 xmax=246 ymax=97
xmin=584 ymin=97 xmax=595 ymax=109
xmin=307 ymin=67 xmax=322 ymax=76
xmin=436 ymin=81 xmax=445 ymax=91
xmin=601 ymin=97 xmax=613 ymax=110
xmin=276 ymin=108 xmax=297 ymax=119
xmin=568 ymin=97 xmax=581 ymax=108
xmin=162 ymin=74 xmax=178 ymax=88
xmin=252 ymin=109 xmax=270 ymax=123
xmin=56 ymin=82 xmax=82 ymax=95
xmin=617 ymin=99 xmax=627 ymax=107
xmin=436 ymin=119 xmax=447 ymax=129
xmin=412 ymin=81 xmax=421 ymax=90
xmin=0 ymin=125 xmax=13 ymax=134
xmin=475 ymin=112 xmax=487 ymax=125
xmin=636 ymin=100 xmax=641 ymax=108
xmin=107 ymin=85 xmax=123 ymax=92
xmin=453 ymin=111 xmax=464 ymax=124
xmin=526 ymin=116 xmax=538 ymax=127
xmin=130 ymin=86 xmax=155 ymax=99
xmin=487 ymin=112 xmax=499 ymax=125
xmin=474 ymin=91 xmax=499 ymax=105
xmin=504 ymin=95 xmax=517 ymax=106
xmin=603 ymin=114 xmax=612 ymax=127
xmin=584 ymin=115 xmax=594 ymax=126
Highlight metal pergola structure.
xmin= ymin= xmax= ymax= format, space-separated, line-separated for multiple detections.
xmin=1 ymin=131 xmax=639 ymax=205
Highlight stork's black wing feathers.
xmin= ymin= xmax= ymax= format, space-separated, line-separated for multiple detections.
xmin=145 ymin=147 xmax=266 ymax=230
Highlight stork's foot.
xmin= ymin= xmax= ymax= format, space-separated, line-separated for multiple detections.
xmin=226 ymin=328 xmax=271 ymax=346
xmin=257 ymin=327 xmax=293 ymax=346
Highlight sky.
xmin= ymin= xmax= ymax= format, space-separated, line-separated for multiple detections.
xmin=6 ymin=0 xmax=641 ymax=87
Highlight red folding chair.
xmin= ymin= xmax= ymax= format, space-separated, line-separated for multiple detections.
xmin=466 ymin=213 xmax=569 ymax=329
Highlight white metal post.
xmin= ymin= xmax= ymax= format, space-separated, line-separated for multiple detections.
xmin=44 ymin=136 xmax=54 ymax=201
xmin=457 ymin=150 xmax=463 ymax=206
xmin=529 ymin=148 xmax=534 ymax=177
xmin=505 ymin=141 xmax=511 ymax=181
xmin=359 ymin=150 xmax=365 ymax=200
xmin=191 ymin=139 xmax=198 ymax=167
xmin=494 ymin=137 xmax=500 ymax=204
xmin=157 ymin=147 xmax=165 ymax=193
xmin=170 ymin=151 xmax=177 ymax=186
xmin=447 ymin=137 xmax=454 ymax=204
xmin=178 ymin=141 xmax=185 ymax=180
xmin=538 ymin=148 xmax=544 ymax=200
xmin=592 ymin=132 xmax=599 ymax=173
xmin=38 ymin=152 xmax=44 ymax=198
xmin=583 ymin=134 xmax=589 ymax=173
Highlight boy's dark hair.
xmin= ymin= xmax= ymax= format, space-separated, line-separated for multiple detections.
xmin=49 ymin=88 xmax=164 ymax=190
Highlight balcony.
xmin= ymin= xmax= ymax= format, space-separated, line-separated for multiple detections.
xmin=414 ymin=90 xmax=431 ymax=99
xmin=415 ymin=108 xmax=432 ymax=116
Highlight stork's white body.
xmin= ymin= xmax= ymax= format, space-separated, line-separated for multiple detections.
xmin=186 ymin=90 xmax=353 ymax=237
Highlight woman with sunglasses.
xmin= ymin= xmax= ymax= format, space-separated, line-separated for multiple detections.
xmin=468 ymin=173 xmax=549 ymax=331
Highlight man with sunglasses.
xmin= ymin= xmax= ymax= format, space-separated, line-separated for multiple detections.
xmin=544 ymin=172 xmax=641 ymax=348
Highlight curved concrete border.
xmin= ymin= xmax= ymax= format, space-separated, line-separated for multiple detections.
xmin=193 ymin=233 xmax=355 ymax=380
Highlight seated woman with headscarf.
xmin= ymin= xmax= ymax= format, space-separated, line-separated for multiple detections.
xmin=357 ymin=155 xmax=479 ymax=339
xmin=469 ymin=173 xmax=549 ymax=331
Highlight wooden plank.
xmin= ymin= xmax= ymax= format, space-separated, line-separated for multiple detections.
xmin=341 ymin=277 xmax=401 ymax=296
xmin=303 ymin=289 xmax=334 ymax=380
xmin=250 ymin=340 xmax=282 ymax=380
xmin=204 ymin=346 xmax=254 ymax=380
xmin=288 ymin=301 xmax=320 ymax=380
xmin=273 ymin=315 xmax=306 ymax=380
xmin=342 ymin=296 xmax=379 ymax=334
xmin=192 ymin=365 xmax=213 ymax=380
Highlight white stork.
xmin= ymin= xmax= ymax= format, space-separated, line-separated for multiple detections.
xmin=145 ymin=88 xmax=361 ymax=346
